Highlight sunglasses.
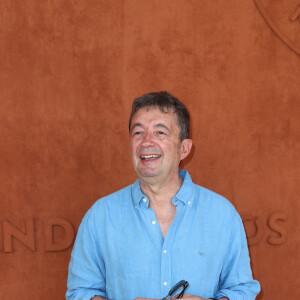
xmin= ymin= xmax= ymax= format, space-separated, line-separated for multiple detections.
xmin=161 ymin=280 xmax=189 ymax=300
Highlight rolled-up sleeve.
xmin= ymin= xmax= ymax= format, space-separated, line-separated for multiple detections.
xmin=66 ymin=209 xmax=107 ymax=300
xmin=215 ymin=213 xmax=261 ymax=300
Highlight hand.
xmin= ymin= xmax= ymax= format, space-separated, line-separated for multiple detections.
xmin=171 ymin=295 xmax=204 ymax=299
xmin=172 ymin=296 xmax=228 ymax=300
xmin=133 ymin=296 xmax=204 ymax=300
xmin=133 ymin=298 xmax=160 ymax=300
xmin=134 ymin=295 xmax=228 ymax=300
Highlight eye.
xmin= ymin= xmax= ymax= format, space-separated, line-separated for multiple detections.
xmin=156 ymin=130 xmax=168 ymax=136
xmin=159 ymin=130 xmax=168 ymax=134
xmin=133 ymin=131 xmax=142 ymax=135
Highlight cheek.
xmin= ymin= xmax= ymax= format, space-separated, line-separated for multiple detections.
xmin=162 ymin=144 xmax=178 ymax=158
xmin=129 ymin=143 xmax=136 ymax=159
xmin=129 ymin=139 xmax=136 ymax=151
xmin=130 ymin=141 xmax=140 ymax=161
xmin=170 ymin=145 xmax=182 ymax=161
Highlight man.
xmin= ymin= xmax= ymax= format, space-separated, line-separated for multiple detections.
xmin=66 ymin=91 xmax=260 ymax=300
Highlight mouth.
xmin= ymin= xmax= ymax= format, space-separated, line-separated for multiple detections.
xmin=140 ymin=154 xmax=161 ymax=161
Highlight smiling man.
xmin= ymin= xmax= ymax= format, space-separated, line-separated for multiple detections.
xmin=66 ymin=91 xmax=260 ymax=300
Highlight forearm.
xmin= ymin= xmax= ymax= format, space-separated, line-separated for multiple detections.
xmin=92 ymin=296 xmax=108 ymax=300
xmin=215 ymin=278 xmax=260 ymax=300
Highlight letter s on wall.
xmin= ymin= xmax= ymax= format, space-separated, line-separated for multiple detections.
xmin=267 ymin=211 xmax=287 ymax=245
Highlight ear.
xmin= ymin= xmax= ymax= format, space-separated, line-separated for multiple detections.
xmin=179 ymin=139 xmax=193 ymax=161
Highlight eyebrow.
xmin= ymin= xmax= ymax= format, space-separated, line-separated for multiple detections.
xmin=154 ymin=123 xmax=170 ymax=133
xmin=130 ymin=123 xmax=170 ymax=133
xmin=130 ymin=123 xmax=144 ymax=132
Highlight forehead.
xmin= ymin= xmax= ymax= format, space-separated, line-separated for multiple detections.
xmin=130 ymin=107 xmax=179 ymax=130
xmin=131 ymin=107 xmax=178 ymax=126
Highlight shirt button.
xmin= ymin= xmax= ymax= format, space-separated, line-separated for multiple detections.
xmin=143 ymin=198 xmax=147 ymax=202
xmin=163 ymin=281 xmax=168 ymax=286
xmin=163 ymin=249 xmax=167 ymax=254
xmin=188 ymin=201 xmax=191 ymax=205
xmin=152 ymin=220 xmax=156 ymax=225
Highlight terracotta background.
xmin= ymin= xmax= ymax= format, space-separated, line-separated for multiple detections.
xmin=0 ymin=0 xmax=299 ymax=299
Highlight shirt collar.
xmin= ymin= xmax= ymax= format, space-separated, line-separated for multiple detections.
xmin=132 ymin=170 xmax=195 ymax=209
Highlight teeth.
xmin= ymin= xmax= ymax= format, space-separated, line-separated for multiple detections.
xmin=141 ymin=155 xmax=161 ymax=160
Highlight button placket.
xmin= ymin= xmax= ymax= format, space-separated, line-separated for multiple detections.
xmin=161 ymin=237 xmax=172 ymax=295
xmin=145 ymin=208 xmax=161 ymax=240
xmin=160 ymin=203 xmax=185 ymax=296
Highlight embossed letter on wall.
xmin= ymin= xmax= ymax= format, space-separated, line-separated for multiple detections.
xmin=254 ymin=0 xmax=300 ymax=55
xmin=2 ymin=218 xmax=75 ymax=253
xmin=3 ymin=218 xmax=35 ymax=252
xmin=242 ymin=211 xmax=288 ymax=246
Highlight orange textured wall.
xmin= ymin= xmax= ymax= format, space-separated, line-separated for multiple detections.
xmin=0 ymin=1 xmax=299 ymax=299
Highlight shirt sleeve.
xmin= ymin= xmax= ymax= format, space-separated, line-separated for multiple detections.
xmin=66 ymin=208 xmax=108 ymax=300
xmin=214 ymin=212 xmax=261 ymax=300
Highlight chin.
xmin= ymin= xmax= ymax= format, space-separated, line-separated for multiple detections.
xmin=137 ymin=169 xmax=160 ymax=178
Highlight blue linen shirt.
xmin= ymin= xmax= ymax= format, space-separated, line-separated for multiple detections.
xmin=66 ymin=170 xmax=260 ymax=300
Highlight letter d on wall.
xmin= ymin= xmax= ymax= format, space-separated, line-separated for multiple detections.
xmin=43 ymin=218 xmax=75 ymax=251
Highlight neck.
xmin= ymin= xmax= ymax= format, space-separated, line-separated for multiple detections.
xmin=139 ymin=172 xmax=183 ymax=209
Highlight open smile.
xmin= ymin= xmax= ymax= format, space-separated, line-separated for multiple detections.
xmin=140 ymin=154 xmax=161 ymax=160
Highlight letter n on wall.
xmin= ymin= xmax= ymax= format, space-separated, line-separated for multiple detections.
xmin=3 ymin=218 xmax=36 ymax=252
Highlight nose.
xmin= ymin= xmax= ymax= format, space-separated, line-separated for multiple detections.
xmin=141 ymin=131 xmax=155 ymax=147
